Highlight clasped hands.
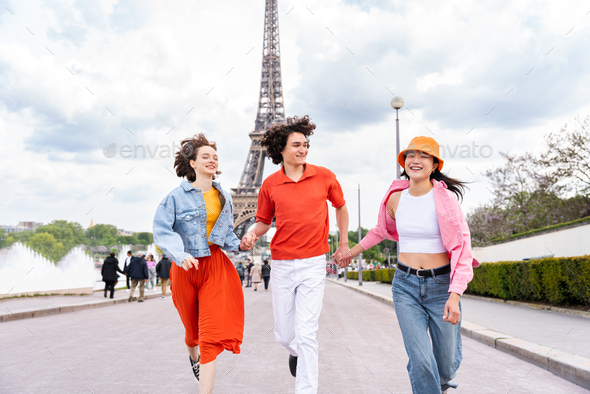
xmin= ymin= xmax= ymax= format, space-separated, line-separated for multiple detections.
xmin=331 ymin=244 xmax=352 ymax=268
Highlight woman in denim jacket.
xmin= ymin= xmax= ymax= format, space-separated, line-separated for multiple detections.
xmin=153 ymin=134 xmax=247 ymax=393
xmin=335 ymin=136 xmax=479 ymax=394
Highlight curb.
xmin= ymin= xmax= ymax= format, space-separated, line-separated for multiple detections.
xmin=328 ymin=278 xmax=590 ymax=390
xmin=0 ymin=292 xmax=168 ymax=323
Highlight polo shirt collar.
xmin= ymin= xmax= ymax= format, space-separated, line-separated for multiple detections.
xmin=276 ymin=164 xmax=317 ymax=185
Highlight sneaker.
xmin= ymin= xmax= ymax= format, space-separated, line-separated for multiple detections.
xmin=189 ymin=354 xmax=200 ymax=381
xmin=289 ymin=354 xmax=297 ymax=377
xmin=138 ymin=299 xmax=144 ymax=303
xmin=128 ymin=297 xmax=132 ymax=303
xmin=162 ymin=296 xmax=166 ymax=299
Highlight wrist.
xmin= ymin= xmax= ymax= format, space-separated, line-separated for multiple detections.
xmin=449 ymin=292 xmax=461 ymax=301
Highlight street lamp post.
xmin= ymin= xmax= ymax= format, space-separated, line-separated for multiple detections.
xmin=358 ymin=184 xmax=363 ymax=286
xmin=390 ymin=96 xmax=404 ymax=179
xmin=340 ymin=225 xmax=347 ymax=282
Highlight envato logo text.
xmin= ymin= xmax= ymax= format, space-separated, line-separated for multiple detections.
xmin=103 ymin=141 xmax=188 ymax=159
xmin=439 ymin=142 xmax=493 ymax=159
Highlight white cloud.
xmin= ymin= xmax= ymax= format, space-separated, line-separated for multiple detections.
xmin=1 ymin=0 xmax=589 ymax=234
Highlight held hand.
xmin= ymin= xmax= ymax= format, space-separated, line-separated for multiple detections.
xmin=181 ymin=257 xmax=199 ymax=272
xmin=443 ymin=293 xmax=461 ymax=325
xmin=240 ymin=232 xmax=258 ymax=251
xmin=333 ymin=244 xmax=351 ymax=268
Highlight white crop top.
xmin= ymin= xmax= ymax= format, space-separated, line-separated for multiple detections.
xmin=395 ymin=188 xmax=447 ymax=254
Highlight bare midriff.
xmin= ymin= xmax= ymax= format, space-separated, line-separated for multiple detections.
xmin=398 ymin=252 xmax=449 ymax=270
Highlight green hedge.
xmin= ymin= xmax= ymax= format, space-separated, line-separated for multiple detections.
xmin=467 ymin=256 xmax=590 ymax=306
xmin=346 ymin=268 xmax=396 ymax=283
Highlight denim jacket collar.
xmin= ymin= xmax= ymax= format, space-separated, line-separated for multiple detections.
xmin=180 ymin=179 xmax=222 ymax=193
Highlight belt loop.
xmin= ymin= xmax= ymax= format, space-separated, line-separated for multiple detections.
xmin=430 ymin=268 xmax=435 ymax=278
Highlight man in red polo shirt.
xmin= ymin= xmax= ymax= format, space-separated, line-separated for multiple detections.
xmin=241 ymin=115 xmax=349 ymax=394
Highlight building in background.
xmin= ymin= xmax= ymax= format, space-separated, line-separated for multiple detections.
xmin=1 ymin=221 xmax=43 ymax=233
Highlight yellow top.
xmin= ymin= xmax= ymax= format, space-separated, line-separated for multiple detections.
xmin=203 ymin=188 xmax=221 ymax=244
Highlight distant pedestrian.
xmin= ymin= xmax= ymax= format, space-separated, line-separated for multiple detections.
xmin=236 ymin=261 xmax=245 ymax=286
xmin=245 ymin=259 xmax=254 ymax=287
xmin=261 ymin=260 xmax=271 ymax=291
xmin=123 ymin=250 xmax=132 ymax=291
xmin=250 ymin=262 xmax=262 ymax=291
xmin=101 ymin=252 xmax=124 ymax=298
xmin=124 ymin=252 xmax=149 ymax=302
xmin=146 ymin=254 xmax=157 ymax=290
xmin=156 ymin=254 xmax=172 ymax=298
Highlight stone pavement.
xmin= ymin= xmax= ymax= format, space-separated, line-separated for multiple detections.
xmin=333 ymin=279 xmax=590 ymax=359
xmin=330 ymin=277 xmax=590 ymax=390
xmin=1 ymin=281 xmax=587 ymax=393
xmin=0 ymin=286 xmax=166 ymax=322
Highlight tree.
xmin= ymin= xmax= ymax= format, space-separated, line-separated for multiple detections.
xmin=85 ymin=224 xmax=118 ymax=245
xmin=35 ymin=221 xmax=86 ymax=252
xmin=136 ymin=232 xmax=153 ymax=245
xmin=483 ymin=151 xmax=566 ymax=234
xmin=26 ymin=233 xmax=65 ymax=262
xmin=0 ymin=228 xmax=7 ymax=248
xmin=542 ymin=115 xmax=590 ymax=193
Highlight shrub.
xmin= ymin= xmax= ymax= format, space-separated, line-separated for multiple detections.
xmin=467 ymin=256 xmax=590 ymax=307
xmin=346 ymin=268 xmax=396 ymax=283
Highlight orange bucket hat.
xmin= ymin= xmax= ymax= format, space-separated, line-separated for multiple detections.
xmin=397 ymin=136 xmax=444 ymax=171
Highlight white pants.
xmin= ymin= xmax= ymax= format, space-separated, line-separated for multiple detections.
xmin=271 ymin=254 xmax=327 ymax=394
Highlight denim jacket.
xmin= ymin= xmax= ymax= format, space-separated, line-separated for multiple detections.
xmin=359 ymin=179 xmax=480 ymax=295
xmin=152 ymin=180 xmax=241 ymax=267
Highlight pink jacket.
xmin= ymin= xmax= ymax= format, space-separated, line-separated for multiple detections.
xmin=359 ymin=179 xmax=480 ymax=295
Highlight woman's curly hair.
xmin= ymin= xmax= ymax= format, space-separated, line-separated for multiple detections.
xmin=174 ymin=133 xmax=221 ymax=182
xmin=261 ymin=115 xmax=316 ymax=165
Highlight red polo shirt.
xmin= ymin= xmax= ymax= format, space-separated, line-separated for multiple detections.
xmin=256 ymin=163 xmax=346 ymax=260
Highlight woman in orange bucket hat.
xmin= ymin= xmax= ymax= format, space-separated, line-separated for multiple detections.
xmin=335 ymin=136 xmax=479 ymax=394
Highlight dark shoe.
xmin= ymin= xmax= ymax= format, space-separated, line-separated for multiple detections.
xmin=138 ymin=299 xmax=144 ymax=303
xmin=289 ymin=354 xmax=297 ymax=377
xmin=104 ymin=293 xmax=107 ymax=298
xmin=254 ymin=288 xmax=257 ymax=291
xmin=128 ymin=297 xmax=132 ymax=302
xmin=189 ymin=354 xmax=200 ymax=381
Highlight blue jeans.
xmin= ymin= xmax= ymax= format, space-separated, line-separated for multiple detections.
xmin=392 ymin=264 xmax=462 ymax=393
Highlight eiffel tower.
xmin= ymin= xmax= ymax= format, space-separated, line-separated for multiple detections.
xmin=231 ymin=0 xmax=286 ymax=239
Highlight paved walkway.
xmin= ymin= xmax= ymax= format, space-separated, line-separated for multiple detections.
xmin=336 ymin=279 xmax=590 ymax=359
xmin=1 ymin=281 xmax=587 ymax=393
xmin=1 ymin=286 xmax=162 ymax=312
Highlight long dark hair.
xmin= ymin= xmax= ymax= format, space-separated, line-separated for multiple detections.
xmin=401 ymin=157 xmax=468 ymax=202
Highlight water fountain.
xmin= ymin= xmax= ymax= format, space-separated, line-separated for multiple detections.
xmin=146 ymin=244 xmax=161 ymax=262
xmin=0 ymin=243 xmax=164 ymax=296
xmin=0 ymin=243 xmax=95 ymax=297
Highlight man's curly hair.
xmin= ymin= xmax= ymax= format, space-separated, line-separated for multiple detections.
xmin=261 ymin=115 xmax=316 ymax=165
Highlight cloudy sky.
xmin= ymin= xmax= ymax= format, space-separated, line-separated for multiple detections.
xmin=1 ymin=0 xmax=589 ymax=235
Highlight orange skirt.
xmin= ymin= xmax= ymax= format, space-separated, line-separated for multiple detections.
xmin=170 ymin=245 xmax=244 ymax=364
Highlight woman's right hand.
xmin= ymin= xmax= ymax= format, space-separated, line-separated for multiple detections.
xmin=181 ymin=257 xmax=199 ymax=271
